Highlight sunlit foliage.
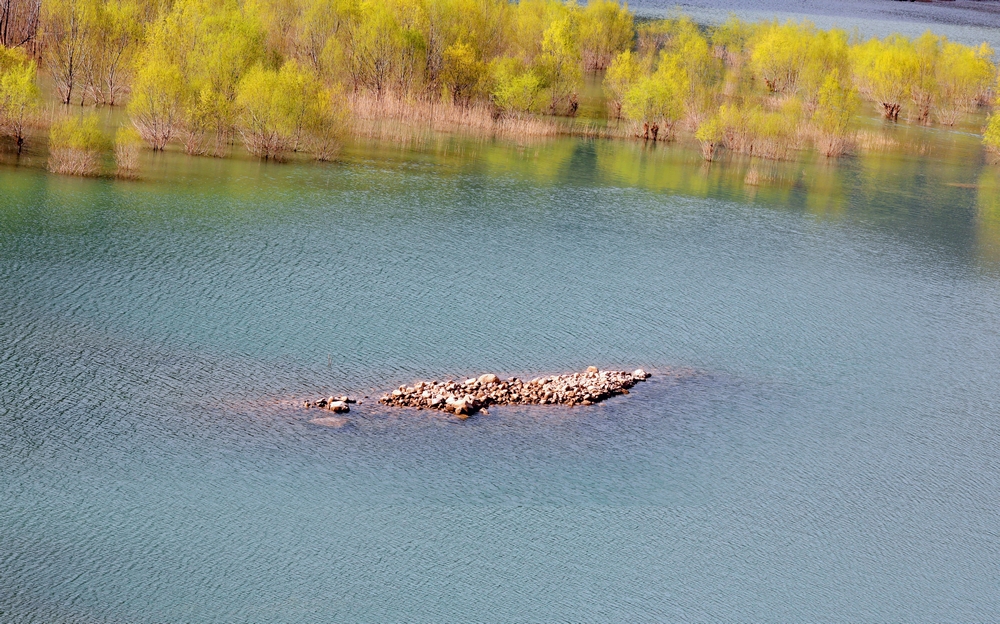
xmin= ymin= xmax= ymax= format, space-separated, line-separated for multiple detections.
xmin=0 ymin=44 xmax=39 ymax=153
xmin=11 ymin=0 xmax=1000 ymax=162
xmin=47 ymin=112 xmax=108 ymax=175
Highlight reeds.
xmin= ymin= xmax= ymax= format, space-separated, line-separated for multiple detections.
xmin=48 ymin=147 xmax=102 ymax=176
xmin=114 ymin=126 xmax=143 ymax=178
xmin=854 ymin=130 xmax=898 ymax=153
xmin=47 ymin=114 xmax=108 ymax=177
xmin=348 ymin=92 xmax=561 ymax=143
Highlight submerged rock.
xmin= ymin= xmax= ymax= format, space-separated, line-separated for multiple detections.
xmin=303 ymin=396 xmax=355 ymax=412
xmin=309 ymin=416 xmax=349 ymax=428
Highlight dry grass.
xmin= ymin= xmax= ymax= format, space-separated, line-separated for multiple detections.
xmin=348 ymin=92 xmax=561 ymax=143
xmin=48 ymin=148 xmax=102 ymax=177
xmin=114 ymin=141 xmax=140 ymax=179
xmin=816 ymin=134 xmax=852 ymax=158
xmin=854 ymin=130 xmax=898 ymax=153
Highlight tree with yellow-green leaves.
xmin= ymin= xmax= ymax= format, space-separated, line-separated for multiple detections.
xmin=604 ymin=49 xmax=640 ymax=119
xmin=852 ymin=35 xmax=918 ymax=121
xmin=813 ymin=69 xmax=858 ymax=156
xmin=48 ymin=112 xmax=109 ymax=175
xmin=441 ymin=40 xmax=486 ymax=104
xmin=80 ymin=0 xmax=145 ymax=105
xmin=0 ymin=44 xmax=40 ymax=153
xmin=578 ymin=0 xmax=633 ymax=71
xmin=132 ymin=0 xmax=266 ymax=155
xmin=39 ymin=0 xmax=90 ymax=104
xmin=621 ymin=53 xmax=689 ymax=140
xmin=127 ymin=59 xmax=184 ymax=149
xmin=749 ymin=20 xmax=812 ymax=94
xmin=661 ymin=16 xmax=721 ymax=125
xmin=909 ymin=31 xmax=942 ymax=124
xmin=489 ymin=56 xmax=543 ymax=116
xmin=937 ymin=41 xmax=994 ymax=125
xmin=537 ymin=12 xmax=581 ymax=114
xmin=235 ymin=59 xmax=348 ymax=159
xmin=798 ymin=27 xmax=850 ymax=106
xmin=985 ymin=112 xmax=1000 ymax=156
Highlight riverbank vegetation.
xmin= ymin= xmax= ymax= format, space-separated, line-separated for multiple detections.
xmin=1 ymin=0 xmax=1000 ymax=176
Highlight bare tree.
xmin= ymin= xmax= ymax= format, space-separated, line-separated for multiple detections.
xmin=0 ymin=0 xmax=41 ymax=50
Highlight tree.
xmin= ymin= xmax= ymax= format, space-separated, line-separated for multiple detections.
xmin=621 ymin=54 xmax=688 ymax=140
xmin=127 ymin=58 xmax=184 ymax=149
xmin=39 ymin=0 xmax=91 ymax=104
xmin=490 ymin=56 xmax=542 ymax=116
xmin=441 ymin=40 xmax=485 ymax=104
xmin=985 ymin=112 xmax=1000 ymax=156
xmin=0 ymin=0 xmax=41 ymax=48
xmin=537 ymin=13 xmax=581 ymax=114
xmin=694 ymin=114 xmax=722 ymax=160
xmin=0 ymin=43 xmax=39 ymax=153
xmin=937 ymin=41 xmax=994 ymax=125
xmin=799 ymin=27 xmax=849 ymax=106
xmin=604 ymin=49 xmax=639 ymax=119
xmin=909 ymin=31 xmax=942 ymax=124
xmin=235 ymin=64 xmax=291 ymax=158
xmin=47 ymin=112 xmax=109 ymax=175
xmin=234 ymin=59 xmax=347 ymax=159
xmin=813 ymin=70 xmax=857 ymax=156
xmin=80 ymin=0 xmax=144 ymax=105
xmin=578 ymin=0 xmax=632 ymax=71
xmin=852 ymin=35 xmax=918 ymax=121
xmin=134 ymin=0 xmax=266 ymax=155
xmin=749 ymin=20 xmax=812 ymax=94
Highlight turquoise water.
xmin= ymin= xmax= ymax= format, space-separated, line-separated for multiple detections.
xmin=3 ymin=132 xmax=1000 ymax=621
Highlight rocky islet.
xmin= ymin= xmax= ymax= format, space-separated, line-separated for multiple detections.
xmin=304 ymin=368 xmax=650 ymax=420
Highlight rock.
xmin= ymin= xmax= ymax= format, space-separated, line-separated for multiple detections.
xmin=328 ymin=401 xmax=350 ymax=413
xmin=378 ymin=368 xmax=649 ymax=414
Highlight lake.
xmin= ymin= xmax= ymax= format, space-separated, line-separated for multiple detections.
xmin=3 ymin=125 xmax=1000 ymax=620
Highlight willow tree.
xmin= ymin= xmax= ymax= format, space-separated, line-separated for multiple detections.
xmin=127 ymin=58 xmax=184 ymax=149
xmin=538 ymin=12 xmax=581 ymax=114
xmin=578 ymin=0 xmax=632 ymax=71
xmin=852 ymin=35 xmax=918 ymax=121
xmin=134 ymin=0 xmax=266 ymax=155
xmin=328 ymin=0 xmax=425 ymax=98
xmin=80 ymin=0 xmax=145 ymax=105
xmin=604 ymin=49 xmax=639 ymax=119
xmin=621 ymin=54 xmax=688 ymax=140
xmin=985 ymin=112 xmax=1000 ymax=156
xmin=441 ymin=40 xmax=486 ymax=104
xmin=0 ymin=44 xmax=39 ymax=153
xmin=0 ymin=0 xmax=40 ymax=48
xmin=936 ymin=41 xmax=994 ymax=125
xmin=812 ymin=70 xmax=857 ymax=156
xmin=799 ymin=27 xmax=850 ymax=107
xmin=39 ymin=0 xmax=90 ymax=104
xmin=665 ymin=16 xmax=721 ymax=125
xmin=909 ymin=31 xmax=942 ymax=124
xmin=490 ymin=56 xmax=542 ymax=116
xmin=749 ymin=20 xmax=812 ymax=94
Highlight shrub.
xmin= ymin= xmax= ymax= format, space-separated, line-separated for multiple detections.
xmin=0 ymin=45 xmax=41 ymax=155
xmin=984 ymin=113 xmax=1000 ymax=155
xmin=48 ymin=114 xmax=110 ymax=176
xmin=114 ymin=126 xmax=143 ymax=178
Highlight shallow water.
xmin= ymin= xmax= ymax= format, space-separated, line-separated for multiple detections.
xmin=3 ymin=127 xmax=1000 ymax=620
